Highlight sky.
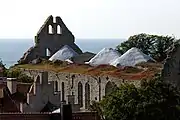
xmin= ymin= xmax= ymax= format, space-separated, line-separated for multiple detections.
xmin=0 ymin=0 xmax=180 ymax=40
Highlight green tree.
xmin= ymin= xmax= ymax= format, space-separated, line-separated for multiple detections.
xmin=116 ymin=33 xmax=176 ymax=62
xmin=6 ymin=68 xmax=33 ymax=83
xmin=0 ymin=58 xmax=7 ymax=76
xmin=98 ymin=75 xmax=180 ymax=120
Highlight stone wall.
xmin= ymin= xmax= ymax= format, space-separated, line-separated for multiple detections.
xmin=19 ymin=15 xmax=82 ymax=64
xmin=21 ymin=69 xmax=141 ymax=110
xmin=0 ymin=112 xmax=100 ymax=120
xmin=0 ymin=113 xmax=50 ymax=120
xmin=21 ymin=72 xmax=61 ymax=112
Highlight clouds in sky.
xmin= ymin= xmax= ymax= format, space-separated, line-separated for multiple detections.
xmin=0 ymin=0 xmax=180 ymax=39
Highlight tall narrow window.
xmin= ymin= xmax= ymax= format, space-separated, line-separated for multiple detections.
xmin=178 ymin=61 xmax=180 ymax=73
xmin=99 ymin=77 xmax=101 ymax=101
xmin=62 ymin=82 xmax=65 ymax=101
xmin=48 ymin=25 xmax=53 ymax=34
xmin=85 ymin=83 xmax=90 ymax=109
xmin=55 ymin=81 xmax=58 ymax=92
xmin=46 ymin=48 xmax=51 ymax=57
xmin=78 ymin=82 xmax=83 ymax=107
xmin=35 ymin=75 xmax=40 ymax=83
xmin=71 ymin=75 xmax=75 ymax=89
xmin=57 ymin=25 xmax=62 ymax=34
xmin=105 ymin=81 xmax=117 ymax=96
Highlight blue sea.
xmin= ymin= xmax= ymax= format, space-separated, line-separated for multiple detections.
xmin=0 ymin=39 xmax=125 ymax=68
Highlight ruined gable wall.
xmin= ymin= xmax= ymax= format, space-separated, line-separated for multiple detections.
xmin=19 ymin=15 xmax=82 ymax=64
xmin=36 ymin=16 xmax=81 ymax=58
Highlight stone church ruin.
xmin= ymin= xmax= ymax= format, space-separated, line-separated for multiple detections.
xmin=14 ymin=15 xmax=162 ymax=112
xmin=18 ymin=15 xmax=82 ymax=64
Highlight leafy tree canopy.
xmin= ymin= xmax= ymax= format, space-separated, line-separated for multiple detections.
xmin=116 ymin=33 xmax=177 ymax=62
xmin=92 ymin=75 xmax=180 ymax=120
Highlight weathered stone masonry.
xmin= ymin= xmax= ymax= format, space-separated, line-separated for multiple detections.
xmin=21 ymin=69 xmax=141 ymax=110
xmin=19 ymin=15 xmax=82 ymax=64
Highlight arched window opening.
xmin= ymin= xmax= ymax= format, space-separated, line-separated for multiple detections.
xmin=105 ymin=81 xmax=117 ymax=96
xmin=48 ymin=25 xmax=53 ymax=34
xmin=78 ymin=82 xmax=83 ymax=107
xmin=57 ymin=25 xmax=62 ymax=34
xmin=35 ymin=75 xmax=40 ymax=83
xmin=85 ymin=83 xmax=90 ymax=109
xmin=62 ymin=82 xmax=65 ymax=101
xmin=71 ymin=75 xmax=75 ymax=89
xmin=99 ymin=77 xmax=101 ymax=101
xmin=46 ymin=48 xmax=51 ymax=57
xmin=55 ymin=81 xmax=58 ymax=92
xmin=33 ymin=75 xmax=40 ymax=94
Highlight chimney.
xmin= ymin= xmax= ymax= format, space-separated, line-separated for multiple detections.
xmin=67 ymin=95 xmax=75 ymax=105
xmin=7 ymin=78 xmax=17 ymax=94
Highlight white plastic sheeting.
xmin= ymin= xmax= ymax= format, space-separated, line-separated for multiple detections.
xmin=52 ymin=108 xmax=60 ymax=113
xmin=86 ymin=48 xmax=121 ymax=66
xmin=49 ymin=45 xmax=78 ymax=61
xmin=110 ymin=47 xmax=155 ymax=67
xmin=65 ymin=59 xmax=74 ymax=64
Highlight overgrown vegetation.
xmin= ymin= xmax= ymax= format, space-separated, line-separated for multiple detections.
xmin=5 ymin=68 xmax=33 ymax=83
xmin=0 ymin=58 xmax=7 ymax=76
xmin=90 ymin=74 xmax=180 ymax=120
xmin=116 ymin=33 xmax=177 ymax=62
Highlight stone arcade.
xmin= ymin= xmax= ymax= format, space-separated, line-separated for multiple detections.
xmin=22 ymin=69 xmax=141 ymax=111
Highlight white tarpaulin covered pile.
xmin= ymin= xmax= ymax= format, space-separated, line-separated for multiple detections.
xmin=86 ymin=48 xmax=121 ymax=66
xmin=52 ymin=108 xmax=60 ymax=113
xmin=49 ymin=45 xmax=78 ymax=61
xmin=110 ymin=47 xmax=155 ymax=67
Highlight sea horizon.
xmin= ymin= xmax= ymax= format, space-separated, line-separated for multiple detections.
xmin=0 ymin=38 xmax=126 ymax=68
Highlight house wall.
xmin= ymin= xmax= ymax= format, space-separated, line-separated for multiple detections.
xmin=21 ymin=69 xmax=141 ymax=110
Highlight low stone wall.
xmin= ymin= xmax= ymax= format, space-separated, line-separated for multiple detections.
xmin=0 ymin=112 xmax=100 ymax=120
xmin=0 ymin=113 xmax=50 ymax=120
xmin=72 ymin=111 xmax=100 ymax=120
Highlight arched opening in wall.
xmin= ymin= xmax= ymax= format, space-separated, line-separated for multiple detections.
xmin=62 ymin=82 xmax=65 ymax=101
xmin=105 ymin=81 xmax=117 ymax=96
xmin=85 ymin=82 xmax=90 ymax=109
xmin=99 ymin=77 xmax=101 ymax=101
xmin=78 ymin=82 xmax=83 ymax=107
xmin=57 ymin=25 xmax=62 ymax=34
xmin=33 ymin=75 xmax=40 ymax=94
xmin=35 ymin=75 xmax=40 ymax=83
xmin=48 ymin=25 xmax=53 ymax=34
xmin=55 ymin=81 xmax=58 ymax=92
xmin=46 ymin=48 xmax=51 ymax=57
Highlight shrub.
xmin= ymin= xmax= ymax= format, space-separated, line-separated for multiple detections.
xmin=96 ymin=75 xmax=180 ymax=120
